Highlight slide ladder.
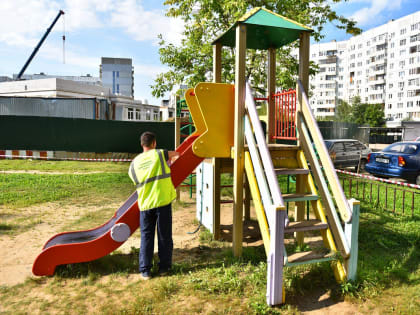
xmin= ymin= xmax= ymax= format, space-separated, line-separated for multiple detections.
xmin=244 ymin=82 xmax=360 ymax=305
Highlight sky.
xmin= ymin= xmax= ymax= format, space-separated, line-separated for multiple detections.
xmin=0 ymin=0 xmax=420 ymax=105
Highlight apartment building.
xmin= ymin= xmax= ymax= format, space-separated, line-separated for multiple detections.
xmin=309 ymin=10 xmax=420 ymax=122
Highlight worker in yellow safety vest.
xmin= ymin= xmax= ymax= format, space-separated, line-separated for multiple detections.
xmin=128 ymin=131 xmax=179 ymax=280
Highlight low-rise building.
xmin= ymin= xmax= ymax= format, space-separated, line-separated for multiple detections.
xmin=0 ymin=78 xmax=162 ymax=122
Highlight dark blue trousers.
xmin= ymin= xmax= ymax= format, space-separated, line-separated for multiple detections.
xmin=139 ymin=203 xmax=173 ymax=273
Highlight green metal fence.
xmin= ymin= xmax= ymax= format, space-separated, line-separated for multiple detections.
xmin=0 ymin=115 xmax=174 ymax=153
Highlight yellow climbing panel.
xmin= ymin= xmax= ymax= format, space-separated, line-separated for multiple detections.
xmin=184 ymin=82 xmax=235 ymax=158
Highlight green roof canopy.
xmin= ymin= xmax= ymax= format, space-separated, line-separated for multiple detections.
xmin=212 ymin=7 xmax=313 ymax=50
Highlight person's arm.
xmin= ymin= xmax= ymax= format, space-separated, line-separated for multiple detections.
xmin=168 ymin=151 xmax=180 ymax=161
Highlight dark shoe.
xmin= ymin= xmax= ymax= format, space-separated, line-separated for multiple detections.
xmin=158 ymin=268 xmax=171 ymax=276
xmin=140 ymin=271 xmax=152 ymax=280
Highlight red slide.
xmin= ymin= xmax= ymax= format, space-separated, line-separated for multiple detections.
xmin=32 ymin=135 xmax=204 ymax=276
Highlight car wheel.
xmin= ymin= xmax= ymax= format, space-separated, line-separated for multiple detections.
xmin=356 ymin=159 xmax=367 ymax=173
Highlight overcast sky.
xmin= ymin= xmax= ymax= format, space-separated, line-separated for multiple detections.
xmin=0 ymin=0 xmax=419 ymax=104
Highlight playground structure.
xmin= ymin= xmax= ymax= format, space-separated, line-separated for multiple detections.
xmin=32 ymin=8 xmax=359 ymax=307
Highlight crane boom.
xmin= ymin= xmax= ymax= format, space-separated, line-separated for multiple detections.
xmin=16 ymin=10 xmax=65 ymax=80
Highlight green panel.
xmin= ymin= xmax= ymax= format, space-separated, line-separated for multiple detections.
xmin=245 ymin=9 xmax=308 ymax=30
xmin=0 ymin=116 xmax=174 ymax=153
xmin=212 ymin=7 xmax=312 ymax=50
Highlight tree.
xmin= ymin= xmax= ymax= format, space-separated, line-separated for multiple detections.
xmin=152 ymin=0 xmax=361 ymax=98
xmin=334 ymin=99 xmax=352 ymax=123
xmin=350 ymin=96 xmax=385 ymax=127
xmin=364 ymin=103 xmax=385 ymax=127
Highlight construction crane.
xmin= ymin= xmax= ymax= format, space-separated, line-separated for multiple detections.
xmin=16 ymin=10 xmax=65 ymax=80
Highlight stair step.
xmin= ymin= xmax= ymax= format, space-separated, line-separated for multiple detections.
xmin=275 ymin=168 xmax=310 ymax=175
xmin=282 ymin=193 xmax=319 ymax=202
xmin=284 ymin=219 xmax=328 ymax=234
xmin=267 ymin=144 xmax=299 ymax=151
xmin=286 ymin=250 xmax=336 ymax=267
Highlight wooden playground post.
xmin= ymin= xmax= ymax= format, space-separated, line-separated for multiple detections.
xmin=295 ymin=31 xmax=310 ymax=244
xmin=212 ymin=43 xmax=222 ymax=239
xmin=233 ymin=24 xmax=247 ymax=257
xmin=267 ymin=47 xmax=276 ymax=143
xmin=175 ymin=116 xmax=181 ymax=201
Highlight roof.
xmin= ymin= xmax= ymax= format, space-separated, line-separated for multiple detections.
xmin=212 ymin=7 xmax=312 ymax=50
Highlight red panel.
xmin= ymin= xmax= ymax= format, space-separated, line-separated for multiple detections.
xmin=0 ymin=150 xmax=5 ymax=159
xmin=272 ymin=89 xmax=297 ymax=140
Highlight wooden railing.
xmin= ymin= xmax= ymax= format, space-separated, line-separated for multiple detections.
xmin=296 ymin=80 xmax=352 ymax=257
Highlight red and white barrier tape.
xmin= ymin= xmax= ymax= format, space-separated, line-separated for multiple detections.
xmin=336 ymin=169 xmax=420 ymax=190
xmin=0 ymin=155 xmax=132 ymax=162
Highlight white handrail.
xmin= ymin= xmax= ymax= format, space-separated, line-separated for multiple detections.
xmin=244 ymin=115 xmax=274 ymax=225
xmin=245 ymin=82 xmax=285 ymax=210
xmin=297 ymin=80 xmax=352 ymax=222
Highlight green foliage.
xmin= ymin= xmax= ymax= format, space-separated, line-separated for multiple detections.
xmin=350 ymin=96 xmax=385 ymax=127
xmin=334 ymin=99 xmax=353 ymax=123
xmin=152 ymin=0 xmax=361 ymax=97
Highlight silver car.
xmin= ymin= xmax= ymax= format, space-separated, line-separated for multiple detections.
xmin=324 ymin=139 xmax=372 ymax=171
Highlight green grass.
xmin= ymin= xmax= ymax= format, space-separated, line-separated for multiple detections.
xmin=0 ymin=160 xmax=419 ymax=314
xmin=0 ymin=173 xmax=133 ymax=208
xmin=0 ymin=159 xmax=129 ymax=173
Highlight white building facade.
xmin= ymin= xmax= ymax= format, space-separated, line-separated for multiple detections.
xmin=100 ymin=57 xmax=134 ymax=98
xmin=0 ymin=78 xmax=162 ymax=122
xmin=309 ymin=10 xmax=420 ymax=122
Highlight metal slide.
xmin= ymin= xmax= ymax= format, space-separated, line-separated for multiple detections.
xmin=32 ymin=135 xmax=204 ymax=276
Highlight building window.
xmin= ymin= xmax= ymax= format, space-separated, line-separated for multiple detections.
xmin=407 ymin=101 xmax=414 ymax=108
xmin=127 ymin=107 xmax=134 ymax=120
xmin=400 ymin=28 xmax=406 ymax=35
xmin=400 ymin=39 xmax=406 ymax=46
xmin=116 ymin=84 xmax=120 ymax=94
xmin=410 ymin=33 xmax=420 ymax=42
xmin=146 ymin=110 xmax=151 ymax=120
xmin=153 ymin=110 xmax=159 ymax=121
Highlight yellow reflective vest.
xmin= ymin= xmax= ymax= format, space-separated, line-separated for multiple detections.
xmin=128 ymin=149 xmax=176 ymax=211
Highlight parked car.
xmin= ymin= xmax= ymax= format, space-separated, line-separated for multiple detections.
xmin=324 ymin=139 xmax=371 ymax=171
xmin=365 ymin=141 xmax=420 ymax=185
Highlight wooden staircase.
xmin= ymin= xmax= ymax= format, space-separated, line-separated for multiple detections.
xmin=243 ymin=81 xmax=360 ymax=306
xmin=268 ymin=144 xmax=344 ymax=273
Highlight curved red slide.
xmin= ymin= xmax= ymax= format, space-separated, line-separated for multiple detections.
xmin=32 ymin=135 xmax=204 ymax=276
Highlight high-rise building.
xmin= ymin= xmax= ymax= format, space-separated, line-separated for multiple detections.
xmin=309 ymin=10 xmax=420 ymax=122
xmin=100 ymin=57 xmax=134 ymax=98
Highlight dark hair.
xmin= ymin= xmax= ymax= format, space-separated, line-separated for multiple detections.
xmin=140 ymin=131 xmax=156 ymax=147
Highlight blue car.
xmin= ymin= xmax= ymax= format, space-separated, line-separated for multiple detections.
xmin=365 ymin=142 xmax=420 ymax=185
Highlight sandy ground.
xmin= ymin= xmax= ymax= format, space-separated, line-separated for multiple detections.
xmin=0 ymin=191 xmax=361 ymax=314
